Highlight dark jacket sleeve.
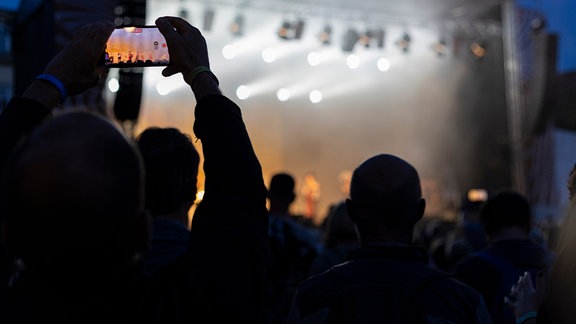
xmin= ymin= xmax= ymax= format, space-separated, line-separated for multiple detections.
xmin=186 ymin=95 xmax=269 ymax=322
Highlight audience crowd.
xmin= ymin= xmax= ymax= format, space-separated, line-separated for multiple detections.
xmin=0 ymin=15 xmax=570 ymax=324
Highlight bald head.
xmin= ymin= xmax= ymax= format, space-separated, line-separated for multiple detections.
xmin=348 ymin=154 xmax=424 ymax=226
xmin=4 ymin=111 xmax=145 ymax=266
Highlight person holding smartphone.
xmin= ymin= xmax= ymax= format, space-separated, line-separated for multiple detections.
xmin=0 ymin=17 xmax=268 ymax=323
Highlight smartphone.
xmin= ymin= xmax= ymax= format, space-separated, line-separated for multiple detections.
xmin=101 ymin=26 xmax=170 ymax=67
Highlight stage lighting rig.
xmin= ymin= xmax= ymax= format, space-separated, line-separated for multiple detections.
xmin=178 ymin=0 xmax=189 ymax=21
xmin=470 ymin=42 xmax=487 ymax=59
xmin=358 ymin=30 xmax=373 ymax=48
xmin=318 ymin=24 xmax=332 ymax=45
xmin=374 ymin=29 xmax=385 ymax=49
xmin=277 ymin=18 xmax=305 ymax=40
xmin=229 ymin=14 xmax=244 ymax=36
xmin=432 ymin=38 xmax=447 ymax=56
xmin=341 ymin=28 xmax=359 ymax=53
xmin=278 ymin=21 xmax=292 ymax=40
xmin=396 ymin=32 xmax=411 ymax=53
xmin=202 ymin=8 xmax=215 ymax=32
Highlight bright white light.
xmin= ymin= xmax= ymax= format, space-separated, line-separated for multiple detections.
xmin=346 ymin=54 xmax=360 ymax=69
xmin=107 ymin=78 xmax=119 ymax=93
xmin=223 ymin=44 xmax=238 ymax=60
xmin=236 ymin=85 xmax=251 ymax=100
xmin=262 ymin=48 xmax=278 ymax=63
xmin=307 ymin=52 xmax=321 ymax=66
xmin=277 ymin=88 xmax=291 ymax=102
xmin=377 ymin=57 xmax=391 ymax=71
xmin=156 ymin=80 xmax=171 ymax=96
xmin=309 ymin=90 xmax=323 ymax=104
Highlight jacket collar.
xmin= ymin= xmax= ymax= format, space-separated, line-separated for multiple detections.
xmin=346 ymin=243 xmax=429 ymax=264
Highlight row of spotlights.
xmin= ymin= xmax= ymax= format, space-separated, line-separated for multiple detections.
xmin=236 ymin=86 xmax=324 ymax=103
xmin=224 ymin=45 xmax=392 ymax=71
xmin=202 ymin=9 xmax=493 ymax=59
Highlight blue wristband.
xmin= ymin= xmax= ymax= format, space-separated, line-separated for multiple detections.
xmin=35 ymin=74 xmax=67 ymax=103
xmin=517 ymin=311 xmax=537 ymax=324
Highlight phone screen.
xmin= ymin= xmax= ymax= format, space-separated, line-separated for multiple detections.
xmin=101 ymin=26 xmax=170 ymax=67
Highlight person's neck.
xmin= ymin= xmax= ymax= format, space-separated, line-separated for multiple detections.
xmin=361 ymin=228 xmax=415 ymax=246
xmin=269 ymin=203 xmax=291 ymax=216
xmin=490 ymin=227 xmax=531 ymax=242
xmin=152 ymin=203 xmax=191 ymax=228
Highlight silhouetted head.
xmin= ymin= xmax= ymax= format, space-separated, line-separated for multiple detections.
xmin=479 ymin=190 xmax=532 ymax=237
xmin=268 ymin=173 xmax=296 ymax=204
xmin=346 ymin=154 xmax=425 ymax=244
xmin=136 ymin=127 xmax=199 ymax=216
xmin=3 ymin=111 xmax=147 ymax=271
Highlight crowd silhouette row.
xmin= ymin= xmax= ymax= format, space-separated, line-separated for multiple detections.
xmin=0 ymin=16 xmax=573 ymax=324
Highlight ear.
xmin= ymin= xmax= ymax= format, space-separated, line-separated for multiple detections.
xmin=345 ymin=199 xmax=356 ymax=222
xmin=416 ymin=198 xmax=426 ymax=222
xmin=136 ymin=210 xmax=152 ymax=252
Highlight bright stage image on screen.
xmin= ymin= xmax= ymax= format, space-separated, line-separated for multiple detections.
xmin=103 ymin=26 xmax=170 ymax=67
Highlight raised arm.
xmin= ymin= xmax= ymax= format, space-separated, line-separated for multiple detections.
xmin=156 ymin=16 xmax=269 ymax=322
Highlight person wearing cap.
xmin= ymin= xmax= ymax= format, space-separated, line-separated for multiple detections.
xmin=288 ymin=154 xmax=491 ymax=323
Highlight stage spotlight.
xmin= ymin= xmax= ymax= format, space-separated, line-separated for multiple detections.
xmin=377 ymin=57 xmax=390 ymax=71
xmin=397 ymin=32 xmax=411 ymax=53
xmin=236 ymin=85 xmax=250 ymax=100
xmin=278 ymin=21 xmax=292 ymax=40
xmin=108 ymin=77 xmax=120 ymax=93
xmin=203 ymin=8 xmax=215 ymax=31
xmin=156 ymin=81 xmax=171 ymax=96
xmin=309 ymin=90 xmax=323 ymax=104
xmin=319 ymin=25 xmax=332 ymax=45
xmin=229 ymin=14 xmax=244 ymax=36
xmin=222 ymin=44 xmax=238 ymax=59
xmin=262 ymin=48 xmax=278 ymax=63
xmin=470 ymin=42 xmax=487 ymax=59
xmin=432 ymin=38 xmax=447 ymax=56
xmin=307 ymin=51 xmax=321 ymax=66
xmin=358 ymin=30 xmax=373 ymax=48
xmin=342 ymin=28 xmax=359 ymax=53
xmin=375 ymin=29 xmax=385 ymax=49
xmin=346 ymin=54 xmax=360 ymax=69
xmin=277 ymin=88 xmax=291 ymax=102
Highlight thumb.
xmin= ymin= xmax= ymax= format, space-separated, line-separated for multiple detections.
xmin=162 ymin=65 xmax=179 ymax=77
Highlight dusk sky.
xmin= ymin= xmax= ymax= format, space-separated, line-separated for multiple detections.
xmin=519 ymin=0 xmax=576 ymax=73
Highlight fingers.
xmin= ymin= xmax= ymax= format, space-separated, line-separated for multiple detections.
xmin=91 ymin=21 xmax=115 ymax=51
xmin=161 ymin=66 xmax=179 ymax=77
xmin=75 ymin=21 xmax=115 ymax=49
xmin=156 ymin=16 xmax=193 ymax=35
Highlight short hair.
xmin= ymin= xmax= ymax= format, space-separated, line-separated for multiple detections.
xmin=479 ymin=190 xmax=532 ymax=236
xmin=568 ymin=163 xmax=576 ymax=201
xmin=268 ymin=172 xmax=296 ymax=202
xmin=349 ymin=154 xmax=422 ymax=224
xmin=3 ymin=111 xmax=145 ymax=265
xmin=136 ymin=127 xmax=199 ymax=215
